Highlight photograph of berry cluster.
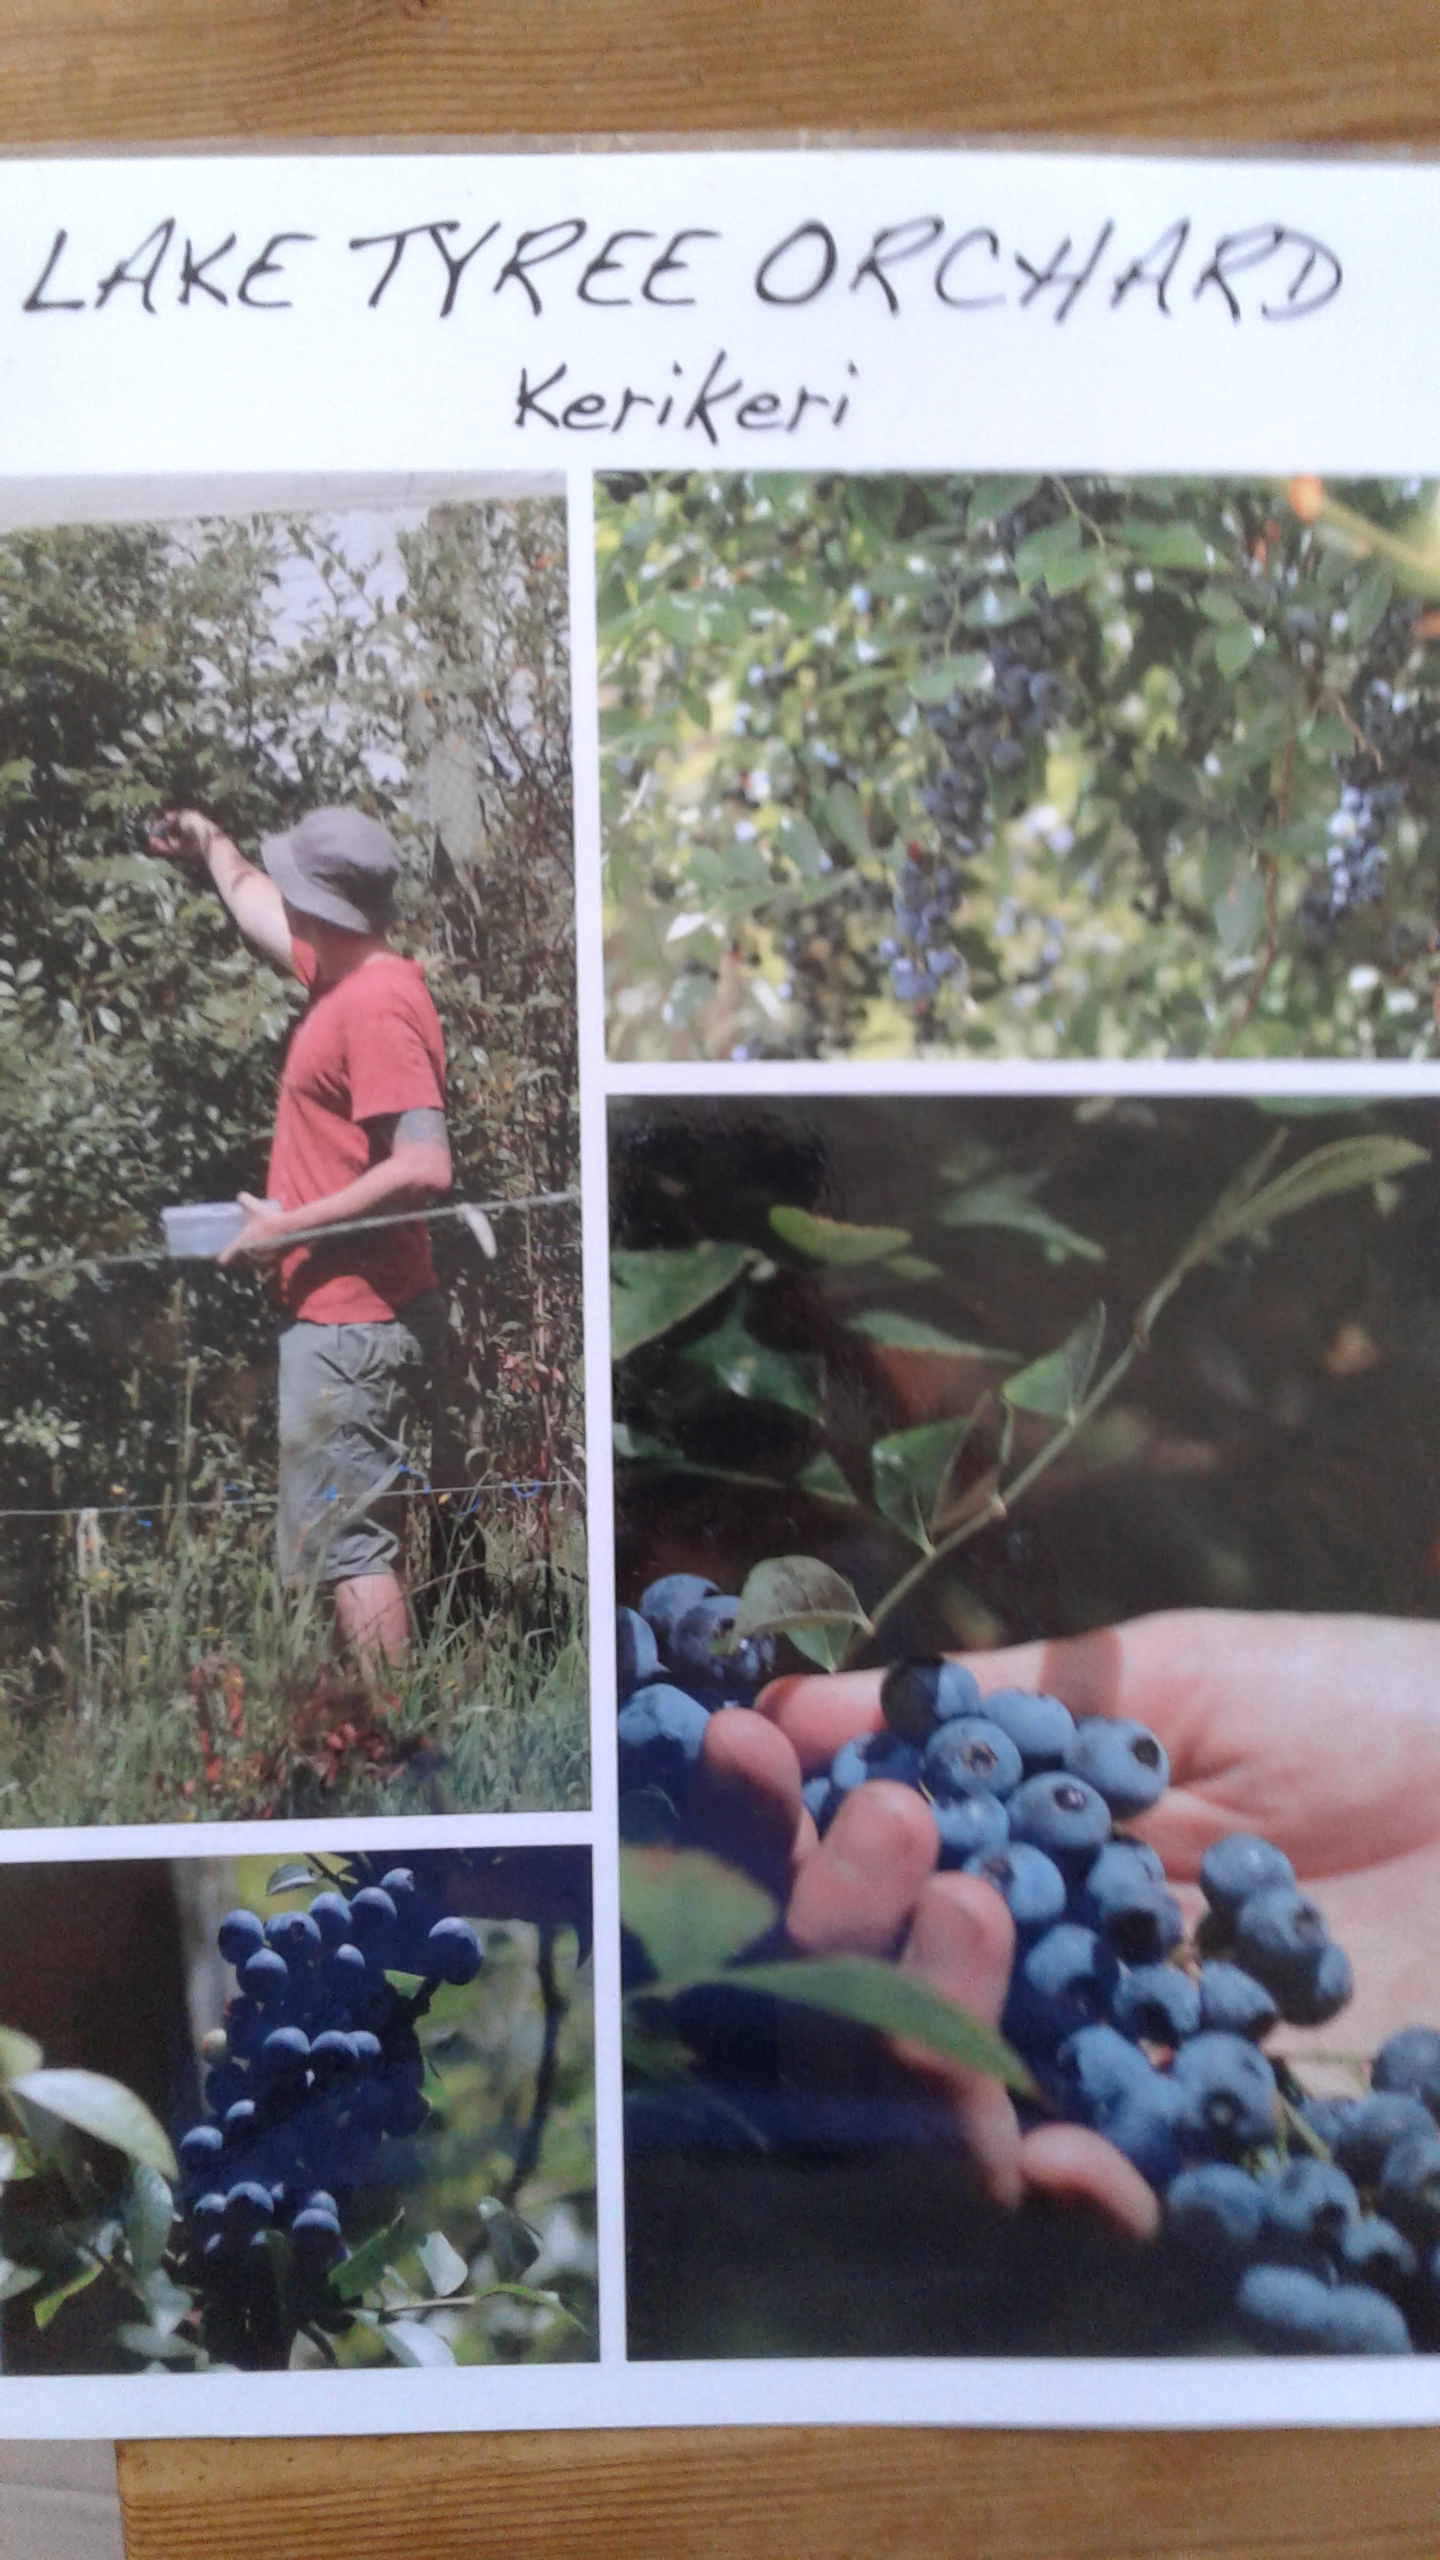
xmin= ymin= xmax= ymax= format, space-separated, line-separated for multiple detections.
xmin=598 ymin=470 xmax=1440 ymax=1062
xmin=611 ymin=1091 xmax=1440 ymax=2357
xmin=0 ymin=1844 xmax=595 ymax=2374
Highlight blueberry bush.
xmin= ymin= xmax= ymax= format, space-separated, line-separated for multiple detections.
xmin=599 ymin=472 xmax=1440 ymax=1061
xmin=0 ymin=1848 xmax=595 ymax=2374
xmin=0 ymin=499 xmax=585 ymax=1823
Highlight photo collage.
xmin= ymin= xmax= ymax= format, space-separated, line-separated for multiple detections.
xmin=3 ymin=135 xmax=1440 ymax=2422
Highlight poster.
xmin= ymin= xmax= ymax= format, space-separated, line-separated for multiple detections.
xmin=0 ymin=144 xmax=1439 ymax=2432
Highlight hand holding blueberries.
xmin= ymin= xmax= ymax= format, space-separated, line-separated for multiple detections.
xmin=620 ymin=1586 xmax=1440 ymax=2351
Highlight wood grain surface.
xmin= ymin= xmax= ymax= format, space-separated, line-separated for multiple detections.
xmin=4 ymin=1 xmax=1435 ymax=2554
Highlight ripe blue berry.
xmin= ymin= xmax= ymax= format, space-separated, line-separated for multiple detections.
xmin=669 ymin=1596 xmax=773 ymax=1705
xmin=1197 ymin=1963 xmax=1278 ymax=2043
xmin=1198 ymin=1834 xmax=1295 ymax=1921
xmin=1334 ymin=2095 xmax=1435 ymax=2186
xmin=1261 ymin=2158 xmax=1360 ymax=2266
xmin=931 ymin=1789 xmax=1009 ymax=1869
xmin=617 ymin=1606 xmax=660 ymax=1699
xmin=830 ymin=1731 xmax=923 ymax=1796
xmin=1238 ymin=2264 xmax=1409 ymax=2354
xmin=1372 ymin=2027 xmax=1440 ymax=2116
xmin=1377 ymin=2133 xmax=1440 ymax=2243
xmin=922 ymin=1716 xmax=1023 ymax=1801
xmin=1064 ymin=1716 xmax=1169 ymax=1818
xmin=1110 ymin=1964 xmax=1201 ymax=2048
xmin=307 ymin=1892 xmax=354 ymax=1948
xmin=426 ymin=1918 xmax=484 ymax=1986
xmin=617 ymin=1683 xmax=712 ymax=1795
xmin=880 ymin=1656 xmax=983 ymax=1742
xmin=1165 ymin=2163 xmax=1267 ymax=2267
xmin=217 ymin=1909 xmax=265 ymax=1967
xmin=1007 ymin=1772 xmax=1112 ymax=1869
xmin=1232 ymin=1886 xmax=1332 ymax=2009
xmin=1170 ymin=2032 xmax=1278 ymax=2157
xmin=976 ymin=1687 xmax=1075 ymax=1773
xmin=639 ymin=1572 xmax=719 ymax=1649
xmin=962 ymin=1842 xmax=1067 ymax=1937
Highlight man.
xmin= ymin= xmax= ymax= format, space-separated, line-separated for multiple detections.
xmin=146 ymin=805 xmax=451 ymax=1675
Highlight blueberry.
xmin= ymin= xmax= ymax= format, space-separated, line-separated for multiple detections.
xmin=801 ymin=1774 xmax=840 ymax=1835
xmin=1110 ymin=1964 xmax=1201 ymax=2048
xmin=976 ymin=1687 xmax=1075 ymax=1773
xmin=191 ymin=2190 xmax=228 ymax=2231
xmin=1064 ymin=1717 xmax=1169 ymax=1818
xmin=265 ymin=1910 xmax=322 ymax=1966
xmin=1084 ymin=1837 xmax=1166 ymax=1898
xmin=1054 ymin=2022 xmax=1153 ymax=2117
xmin=1198 ymin=1835 xmax=1295 ymax=1922
xmin=617 ymin=1682 xmax=712 ymax=1797
xmin=1165 ymin=2162 xmax=1267 ymax=2266
xmin=1298 ymin=2096 xmax=1358 ymax=2154
xmin=258 ymin=2026 xmax=311 ymax=2089
xmin=426 ymin=1917 xmax=484 ymax=1985
xmin=1170 ymin=2032 xmax=1278 ymax=2157
xmin=380 ymin=1869 xmax=417 ymax=1902
xmin=1335 ymin=2094 xmax=1436 ymax=2186
xmin=223 ymin=2100 xmax=258 ymax=2146
xmin=639 ymin=1572 xmax=719 ymax=1649
xmin=617 ymin=1606 xmax=660 ymax=1699
xmin=307 ymin=1892 xmax=354 ymax=1949
xmin=328 ymin=1942 xmax=368 ymax=2001
xmin=1239 ymin=2264 xmax=1410 ymax=2353
xmin=1261 ymin=2158 xmax=1361 ymax=2265
xmin=963 ymin=1842 xmax=1067 ymax=1937
xmin=923 ymin=1716 xmax=1023 ymax=1802
xmin=1377 ymin=2133 xmax=1440 ymax=2243
xmin=1084 ymin=1872 xmax=1184 ymax=1966
xmin=880 ymin=1656 xmax=982 ymax=1743
xmin=669 ymin=1596 xmax=773 ymax=1705
xmin=1233 ymin=1885 xmax=1332 ymax=2009
xmin=217 ymin=1908 xmax=265 ymax=1967
xmin=1101 ymin=2072 xmax=1191 ymax=2187
xmin=1372 ymin=2027 xmax=1440 ymax=2116
xmin=1006 ymin=1924 xmax=1119 ymax=2053
xmin=179 ymin=2124 xmax=226 ymax=2176
xmin=291 ymin=2207 xmax=345 ymax=2262
xmin=932 ymin=1789 xmax=1009 ymax=1869
xmin=348 ymin=1887 xmax=400 ymax=1960
xmin=223 ymin=2180 xmax=275 ymax=2233
xmin=1007 ymin=1772 xmax=1112 ymax=1869
xmin=1339 ymin=2216 xmax=1417 ymax=2299
xmin=309 ymin=2030 xmax=361 ymax=2086
xmin=830 ymin=1731 xmax=924 ymax=1796
xmin=1198 ymin=1963 xmax=1279 ymax=2044
xmin=240 ymin=1947 xmax=288 ymax=2006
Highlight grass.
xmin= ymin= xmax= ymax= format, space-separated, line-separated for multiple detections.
xmin=0 ymin=1501 xmax=590 ymax=1826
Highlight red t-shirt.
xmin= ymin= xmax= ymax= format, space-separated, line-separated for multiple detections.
xmin=267 ymin=939 xmax=447 ymax=1324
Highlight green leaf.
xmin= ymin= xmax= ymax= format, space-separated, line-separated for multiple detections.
xmin=1002 ymin=1303 xmax=1107 ymax=1422
xmin=478 ymin=2198 xmax=543 ymax=2282
xmin=1214 ymin=867 xmax=1266 ymax=957
xmin=1118 ymin=519 xmax=1213 ymax=570
xmin=1207 ymin=1136 xmax=1430 ymax=1252
xmin=114 ymin=2324 xmax=201 ymax=2363
xmin=940 ymin=1173 xmax=1104 ymax=1264
xmin=722 ymin=1956 xmax=1036 ymax=2094
xmin=1214 ymin=624 xmax=1256 ymax=680
xmin=621 ymin=1847 xmax=778 ymax=1987
xmin=847 ymin=1310 xmax=1016 ymax=1358
xmin=1040 ymin=545 xmax=1107 ymax=597
xmin=1197 ymin=585 xmax=1248 ymax=626
xmin=786 ymin=1623 xmax=856 ymax=1672
xmin=794 ymin=1449 xmax=862 ymax=1508
xmin=417 ymin=2230 xmax=469 ymax=2297
xmin=884 ymin=1253 xmax=944 ymax=1282
xmin=1014 ymin=517 xmax=1082 ymax=588
xmin=731 ymin=1554 xmax=870 ymax=1644
xmin=769 ymin=1205 xmax=911 ymax=1264
xmin=265 ymin=1862 xmax=318 ymax=1898
xmin=967 ymin=476 xmax=1040 ymax=528
xmin=0 ymin=2258 xmax=41 ymax=2303
xmin=12 ymin=2071 xmax=178 ymax=2179
xmin=330 ymin=2213 xmax=405 ymax=2302
xmin=871 ymin=1418 xmax=970 ymax=1544
xmin=123 ymin=2164 xmax=174 ymax=2278
xmin=682 ymin=1307 xmax=820 ymax=1416
xmin=0 ymin=2027 xmax=42 ymax=2083
xmin=610 ymin=1242 xmax=753 ymax=1361
xmin=384 ymin=2319 xmax=456 ymax=2367
xmin=909 ymin=652 xmax=993 ymax=703
xmin=32 ymin=2258 xmax=103 ymax=2331
xmin=776 ymin=814 xmax=827 ymax=879
xmin=822 ymin=780 xmax=870 ymax=861
xmin=1348 ymin=565 xmax=1392 ymax=649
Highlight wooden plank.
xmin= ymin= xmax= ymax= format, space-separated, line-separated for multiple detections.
xmin=0 ymin=0 xmax=1435 ymax=146
xmin=116 ymin=2424 xmax=1440 ymax=2560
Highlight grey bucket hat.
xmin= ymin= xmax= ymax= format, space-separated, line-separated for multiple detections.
xmin=261 ymin=807 xmax=399 ymax=934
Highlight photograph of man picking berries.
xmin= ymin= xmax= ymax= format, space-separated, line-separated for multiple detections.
xmin=613 ymin=1093 xmax=1440 ymax=2358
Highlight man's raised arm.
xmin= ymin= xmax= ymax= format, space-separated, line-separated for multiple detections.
xmin=146 ymin=809 xmax=293 ymax=972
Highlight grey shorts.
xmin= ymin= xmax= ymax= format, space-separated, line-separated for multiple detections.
xmin=276 ymin=1294 xmax=442 ymax=1586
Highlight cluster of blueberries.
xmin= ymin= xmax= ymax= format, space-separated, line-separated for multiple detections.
xmin=174 ymin=1871 xmax=482 ymax=2366
xmin=879 ymin=848 xmax=966 ymax=1007
xmin=1299 ymin=777 xmax=1398 ymax=933
xmin=618 ymin=1573 xmax=1440 ymax=2355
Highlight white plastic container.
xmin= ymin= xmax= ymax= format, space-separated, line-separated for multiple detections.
xmin=160 ymin=1202 xmax=281 ymax=1260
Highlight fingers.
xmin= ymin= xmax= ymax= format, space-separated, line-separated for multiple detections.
xmin=1016 ymin=2122 xmax=1162 ymax=2242
xmin=692 ymin=1707 xmax=808 ymax=1895
xmin=896 ymin=1871 xmax=1024 ymax=2207
xmin=758 ymin=1669 xmax=885 ymax=1770
xmin=786 ymin=1781 xmax=939 ymax=1960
